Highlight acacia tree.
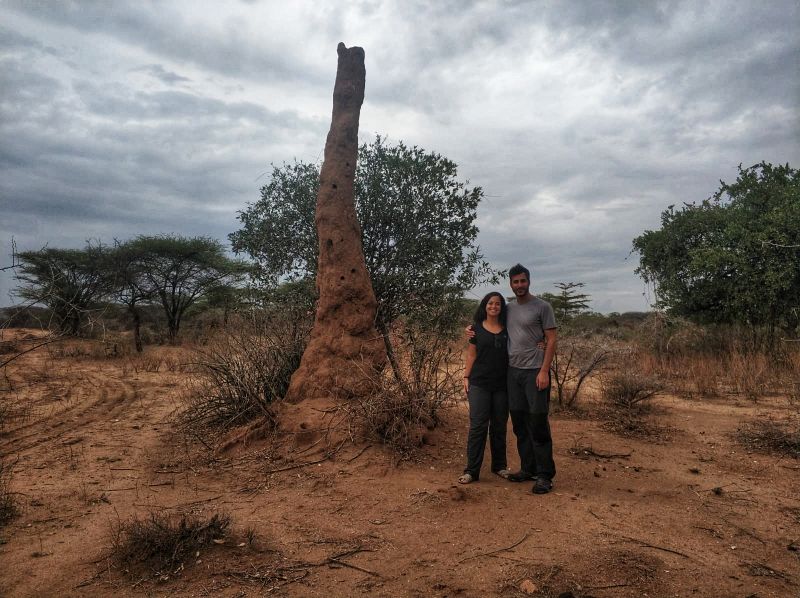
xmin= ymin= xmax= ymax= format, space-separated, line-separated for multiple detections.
xmin=107 ymin=241 xmax=154 ymax=352
xmin=230 ymin=136 xmax=499 ymax=373
xmin=15 ymin=243 xmax=113 ymax=335
xmin=633 ymin=162 xmax=799 ymax=343
xmin=123 ymin=236 xmax=248 ymax=344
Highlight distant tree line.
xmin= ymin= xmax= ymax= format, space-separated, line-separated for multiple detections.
xmin=11 ymin=136 xmax=498 ymax=364
xmin=14 ymin=236 xmax=248 ymax=350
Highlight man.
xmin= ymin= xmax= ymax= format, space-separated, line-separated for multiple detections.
xmin=504 ymin=263 xmax=557 ymax=494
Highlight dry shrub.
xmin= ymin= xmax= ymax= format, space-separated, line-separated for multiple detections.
xmin=635 ymin=312 xmax=706 ymax=357
xmin=110 ymin=511 xmax=230 ymax=576
xmin=137 ymin=354 xmax=163 ymax=372
xmin=46 ymin=337 xmax=129 ymax=360
xmin=600 ymin=370 xmax=666 ymax=438
xmin=0 ymin=393 xmax=9 ymax=430
xmin=181 ymin=311 xmax=309 ymax=433
xmin=602 ymin=371 xmax=662 ymax=412
xmin=551 ymin=337 xmax=616 ymax=409
xmin=0 ymin=339 xmax=19 ymax=355
xmin=727 ymin=349 xmax=770 ymax=400
xmin=162 ymin=355 xmax=186 ymax=373
xmin=0 ymin=459 xmax=17 ymax=526
xmin=120 ymin=353 xmax=163 ymax=374
xmin=347 ymin=326 xmax=461 ymax=456
xmin=685 ymin=356 xmax=723 ymax=399
xmin=738 ymin=420 xmax=800 ymax=458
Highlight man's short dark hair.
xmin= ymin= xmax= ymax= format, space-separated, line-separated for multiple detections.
xmin=508 ymin=263 xmax=530 ymax=281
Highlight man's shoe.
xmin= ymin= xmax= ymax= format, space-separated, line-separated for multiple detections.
xmin=532 ymin=477 xmax=553 ymax=494
xmin=506 ymin=471 xmax=535 ymax=483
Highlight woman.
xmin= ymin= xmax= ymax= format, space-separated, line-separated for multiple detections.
xmin=459 ymin=292 xmax=511 ymax=484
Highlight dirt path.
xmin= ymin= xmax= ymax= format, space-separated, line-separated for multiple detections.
xmin=1 ymin=334 xmax=797 ymax=597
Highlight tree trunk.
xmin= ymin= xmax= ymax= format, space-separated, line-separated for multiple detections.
xmin=130 ymin=305 xmax=143 ymax=353
xmin=376 ymin=316 xmax=402 ymax=382
xmin=285 ymin=43 xmax=386 ymax=403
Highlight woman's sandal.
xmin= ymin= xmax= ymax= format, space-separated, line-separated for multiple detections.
xmin=494 ymin=469 xmax=512 ymax=479
xmin=458 ymin=473 xmax=474 ymax=484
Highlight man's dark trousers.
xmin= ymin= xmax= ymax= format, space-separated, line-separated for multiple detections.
xmin=508 ymin=366 xmax=556 ymax=480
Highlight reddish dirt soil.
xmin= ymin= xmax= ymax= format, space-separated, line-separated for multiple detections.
xmin=1 ymin=329 xmax=798 ymax=597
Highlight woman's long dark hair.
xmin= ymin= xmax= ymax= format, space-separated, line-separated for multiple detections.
xmin=473 ymin=292 xmax=507 ymax=326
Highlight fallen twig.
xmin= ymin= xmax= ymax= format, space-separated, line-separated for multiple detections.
xmin=569 ymin=446 xmax=631 ymax=459
xmin=264 ymin=439 xmax=346 ymax=474
xmin=327 ymin=557 xmax=379 ymax=576
xmin=617 ymin=535 xmax=692 ymax=559
xmin=458 ymin=530 xmax=530 ymax=563
xmin=264 ymin=455 xmax=330 ymax=474
xmin=347 ymin=444 xmax=371 ymax=463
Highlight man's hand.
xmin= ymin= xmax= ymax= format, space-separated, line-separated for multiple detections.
xmin=536 ymin=368 xmax=549 ymax=390
xmin=464 ymin=324 xmax=475 ymax=340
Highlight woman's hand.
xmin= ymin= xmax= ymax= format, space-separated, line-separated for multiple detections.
xmin=463 ymin=377 xmax=469 ymax=395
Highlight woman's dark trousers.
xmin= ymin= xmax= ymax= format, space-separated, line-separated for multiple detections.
xmin=464 ymin=384 xmax=508 ymax=479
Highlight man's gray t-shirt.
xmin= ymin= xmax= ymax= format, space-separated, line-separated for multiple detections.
xmin=506 ymin=296 xmax=557 ymax=369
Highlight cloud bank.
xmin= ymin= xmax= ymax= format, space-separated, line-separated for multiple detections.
xmin=2 ymin=1 xmax=798 ymax=313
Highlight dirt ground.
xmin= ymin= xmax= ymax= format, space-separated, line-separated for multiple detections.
xmin=1 ymin=329 xmax=798 ymax=597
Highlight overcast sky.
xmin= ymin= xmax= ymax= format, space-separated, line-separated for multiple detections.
xmin=2 ymin=1 xmax=798 ymax=313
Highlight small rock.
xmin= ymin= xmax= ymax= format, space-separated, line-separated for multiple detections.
xmin=519 ymin=579 xmax=538 ymax=594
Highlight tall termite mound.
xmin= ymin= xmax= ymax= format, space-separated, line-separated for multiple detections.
xmin=285 ymin=43 xmax=386 ymax=403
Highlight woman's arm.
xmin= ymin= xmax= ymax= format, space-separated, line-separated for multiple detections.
xmin=463 ymin=343 xmax=477 ymax=395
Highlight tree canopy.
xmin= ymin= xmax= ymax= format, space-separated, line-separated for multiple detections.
xmin=632 ymin=162 xmax=800 ymax=339
xmin=121 ymin=235 xmax=248 ymax=343
xmin=16 ymin=243 xmax=113 ymax=335
xmin=229 ymin=135 xmax=499 ymax=333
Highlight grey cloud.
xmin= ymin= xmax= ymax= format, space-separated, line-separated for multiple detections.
xmin=131 ymin=64 xmax=191 ymax=85
xmin=5 ymin=1 xmax=329 ymax=85
xmin=2 ymin=1 xmax=798 ymax=313
xmin=0 ymin=24 xmax=46 ymax=51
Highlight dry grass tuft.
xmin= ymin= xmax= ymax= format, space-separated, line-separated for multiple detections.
xmin=347 ymin=327 xmax=460 ymax=457
xmin=601 ymin=371 xmax=662 ymax=413
xmin=600 ymin=370 xmax=667 ymax=438
xmin=0 ymin=459 xmax=17 ymax=526
xmin=181 ymin=313 xmax=309 ymax=434
xmin=738 ymin=420 xmax=800 ymax=458
xmin=110 ymin=511 xmax=231 ymax=576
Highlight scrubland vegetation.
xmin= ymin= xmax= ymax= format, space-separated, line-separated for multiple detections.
xmin=1 ymin=157 xmax=796 ymax=595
